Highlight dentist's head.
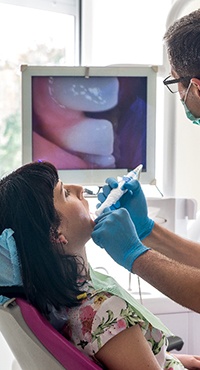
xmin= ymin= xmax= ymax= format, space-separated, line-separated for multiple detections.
xmin=163 ymin=8 xmax=200 ymax=125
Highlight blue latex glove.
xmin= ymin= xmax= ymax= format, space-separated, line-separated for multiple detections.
xmin=97 ymin=178 xmax=154 ymax=240
xmin=92 ymin=208 xmax=150 ymax=271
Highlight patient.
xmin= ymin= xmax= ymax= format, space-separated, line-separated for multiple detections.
xmin=0 ymin=161 xmax=199 ymax=370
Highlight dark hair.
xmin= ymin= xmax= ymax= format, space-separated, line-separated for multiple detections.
xmin=164 ymin=9 xmax=200 ymax=87
xmin=0 ymin=161 xmax=86 ymax=316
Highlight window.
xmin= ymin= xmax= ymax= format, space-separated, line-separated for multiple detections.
xmin=0 ymin=0 xmax=80 ymax=176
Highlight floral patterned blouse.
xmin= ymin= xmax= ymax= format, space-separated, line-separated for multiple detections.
xmin=51 ymin=279 xmax=187 ymax=370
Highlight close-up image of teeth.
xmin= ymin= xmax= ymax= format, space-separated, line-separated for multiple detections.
xmin=48 ymin=76 xmax=119 ymax=112
xmin=32 ymin=75 xmax=147 ymax=171
xmin=49 ymin=77 xmax=117 ymax=165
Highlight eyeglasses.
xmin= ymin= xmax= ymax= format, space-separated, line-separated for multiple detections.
xmin=163 ymin=75 xmax=191 ymax=93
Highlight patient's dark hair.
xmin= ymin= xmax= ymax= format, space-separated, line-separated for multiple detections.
xmin=0 ymin=161 xmax=86 ymax=316
xmin=164 ymin=9 xmax=200 ymax=87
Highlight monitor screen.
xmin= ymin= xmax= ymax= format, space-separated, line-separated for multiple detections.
xmin=21 ymin=65 xmax=157 ymax=186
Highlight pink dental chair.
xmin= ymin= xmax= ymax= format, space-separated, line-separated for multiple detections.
xmin=0 ymin=297 xmax=184 ymax=369
xmin=0 ymin=297 xmax=102 ymax=370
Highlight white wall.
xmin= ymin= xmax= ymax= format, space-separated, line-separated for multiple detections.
xmin=81 ymin=0 xmax=171 ymax=66
xmin=174 ymin=95 xmax=200 ymax=206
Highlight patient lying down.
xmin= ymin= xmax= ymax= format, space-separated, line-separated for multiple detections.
xmin=0 ymin=162 xmax=200 ymax=369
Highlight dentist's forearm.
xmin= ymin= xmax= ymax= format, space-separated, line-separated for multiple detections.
xmin=142 ymin=222 xmax=200 ymax=268
xmin=132 ymin=249 xmax=200 ymax=313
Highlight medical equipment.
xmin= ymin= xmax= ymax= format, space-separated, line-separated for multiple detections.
xmin=95 ymin=164 xmax=143 ymax=216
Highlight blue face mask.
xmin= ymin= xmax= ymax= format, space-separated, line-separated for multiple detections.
xmin=181 ymin=100 xmax=200 ymax=125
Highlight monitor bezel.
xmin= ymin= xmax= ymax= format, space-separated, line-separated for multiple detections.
xmin=21 ymin=64 xmax=157 ymax=186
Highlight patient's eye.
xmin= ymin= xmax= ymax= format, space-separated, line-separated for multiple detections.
xmin=64 ymin=189 xmax=70 ymax=198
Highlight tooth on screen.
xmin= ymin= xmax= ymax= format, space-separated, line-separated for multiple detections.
xmin=49 ymin=76 xmax=119 ymax=112
xmin=82 ymin=153 xmax=116 ymax=168
xmin=62 ymin=118 xmax=114 ymax=155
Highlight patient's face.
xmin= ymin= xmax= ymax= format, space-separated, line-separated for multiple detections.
xmin=53 ymin=181 xmax=95 ymax=251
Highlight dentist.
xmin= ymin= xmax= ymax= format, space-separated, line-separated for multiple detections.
xmin=92 ymin=9 xmax=200 ymax=314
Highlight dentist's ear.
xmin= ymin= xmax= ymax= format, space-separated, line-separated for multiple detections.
xmin=191 ymin=78 xmax=200 ymax=90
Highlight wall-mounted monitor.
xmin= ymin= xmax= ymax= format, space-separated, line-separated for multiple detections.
xmin=21 ymin=65 xmax=157 ymax=186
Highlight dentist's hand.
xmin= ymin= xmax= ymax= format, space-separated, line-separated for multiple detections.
xmin=97 ymin=178 xmax=154 ymax=240
xmin=92 ymin=208 xmax=150 ymax=271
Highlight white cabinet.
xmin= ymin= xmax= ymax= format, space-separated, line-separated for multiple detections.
xmin=143 ymin=296 xmax=200 ymax=355
xmin=157 ymin=313 xmax=189 ymax=353
xmin=141 ymin=296 xmax=190 ymax=354
xmin=188 ymin=311 xmax=200 ymax=354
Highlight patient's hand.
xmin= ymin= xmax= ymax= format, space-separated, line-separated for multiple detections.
xmin=174 ymin=354 xmax=200 ymax=369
